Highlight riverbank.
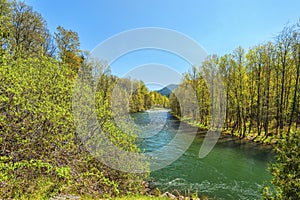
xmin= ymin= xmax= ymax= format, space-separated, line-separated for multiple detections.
xmin=50 ymin=192 xmax=206 ymax=200
xmin=170 ymin=113 xmax=277 ymax=146
xmin=115 ymin=192 xmax=206 ymax=200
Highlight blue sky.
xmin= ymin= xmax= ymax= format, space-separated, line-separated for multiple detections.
xmin=25 ymin=0 xmax=300 ymax=89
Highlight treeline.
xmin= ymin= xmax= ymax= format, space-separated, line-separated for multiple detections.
xmin=170 ymin=21 xmax=300 ymax=141
xmin=116 ymin=78 xmax=169 ymax=113
xmin=0 ymin=0 xmax=150 ymax=198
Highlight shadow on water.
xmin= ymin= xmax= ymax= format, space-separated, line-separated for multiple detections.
xmin=132 ymin=110 xmax=274 ymax=200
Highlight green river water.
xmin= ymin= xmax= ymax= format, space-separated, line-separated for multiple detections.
xmin=132 ymin=109 xmax=274 ymax=200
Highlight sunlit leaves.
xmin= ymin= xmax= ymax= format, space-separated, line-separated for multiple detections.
xmin=263 ymin=131 xmax=300 ymax=199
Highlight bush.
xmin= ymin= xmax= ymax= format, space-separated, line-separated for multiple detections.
xmin=263 ymin=131 xmax=300 ymax=199
xmin=0 ymin=55 xmax=147 ymax=198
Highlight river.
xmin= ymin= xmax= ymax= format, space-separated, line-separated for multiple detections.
xmin=132 ymin=109 xmax=274 ymax=200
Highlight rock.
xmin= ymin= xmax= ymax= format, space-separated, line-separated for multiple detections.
xmin=162 ymin=192 xmax=177 ymax=199
xmin=49 ymin=194 xmax=80 ymax=200
xmin=142 ymin=180 xmax=149 ymax=188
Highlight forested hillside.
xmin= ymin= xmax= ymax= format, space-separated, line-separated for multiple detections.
xmin=0 ymin=0 xmax=164 ymax=198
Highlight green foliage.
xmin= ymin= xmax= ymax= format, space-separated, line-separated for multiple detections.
xmin=55 ymin=166 xmax=71 ymax=179
xmin=169 ymin=21 xmax=300 ymax=141
xmin=114 ymin=195 xmax=170 ymax=200
xmin=0 ymin=55 xmax=74 ymax=161
xmin=0 ymin=0 xmax=11 ymax=54
xmin=149 ymin=91 xmax=169 ymax=109
xmin=105 ymin=77 xmax=169 ymax=114
xmin=9 ymin=0 xmax=53 ymax=58
xmin=55 ymin=25 xmax=83 ymax=74
xmin=0 ymin=155 xmax=71 ymax=198
xmin=263 ymin=130 xmax=300 ymax=199
xmin=129 ymin=80 xmax=169 ymax=112
xmin=0 ymin=53 xmax=147 ymax=198
xmin=0 ymin=1 xmax=149 ymax=198
xmin=0 ymin=55 xmax=73 ymax=198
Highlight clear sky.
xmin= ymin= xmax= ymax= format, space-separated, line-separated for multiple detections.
xmin=25 ymin=0 xmax=300 ymax=89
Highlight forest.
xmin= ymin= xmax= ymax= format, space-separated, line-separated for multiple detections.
xmin=0 ymin=0 xmax=299 ymax=199
xmin=170 ymin=25 xmax=300 ymax=142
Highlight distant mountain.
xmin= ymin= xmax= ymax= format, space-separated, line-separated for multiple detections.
xmin=156 ymin=84 xmax=178 ymax=97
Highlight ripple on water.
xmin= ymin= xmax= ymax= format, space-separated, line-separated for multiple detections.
xmin=151 ymin=178 xmax=263 ymax=200
xmin=132 ymin=110 xmax=273 ymax=200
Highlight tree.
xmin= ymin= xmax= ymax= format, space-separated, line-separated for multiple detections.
xmin=288 ymin=22 xmax=300 ymax=133
xmin=275 ymin=25 xmax=294 ymax=132
xmin=55 ymin=25 xmax=83 ymax=74
xmin=219 ymin=54 xmax=231 ymax=129
xmin=0 ymin=0 xmax=11 ymax=54
xmin=9 ymin=1 xmax=51 ymax=57
xmin=261 ymin=43 xmax=275 ymax=138
xmin=263 ymin=131 xmax=300 ymax=199
xmin=228 ymin=47 xmax=248 ymax=137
